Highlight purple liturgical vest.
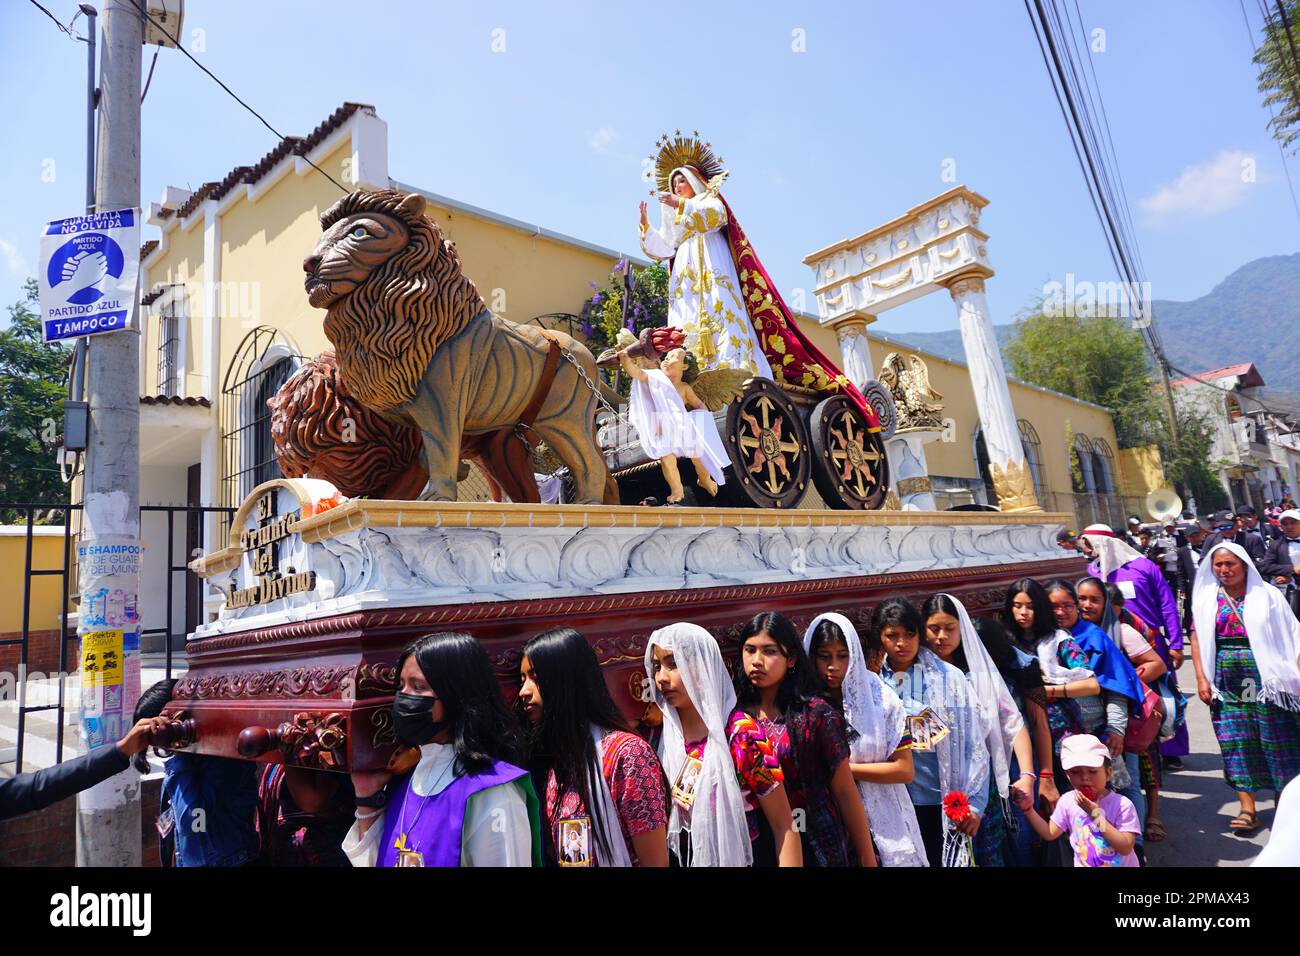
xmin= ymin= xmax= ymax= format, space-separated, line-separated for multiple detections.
xmin=376 ymin=760 xmax=528 ymax=867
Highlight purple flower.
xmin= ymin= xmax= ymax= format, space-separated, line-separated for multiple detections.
xmin=591 ymin=293 xmax=602 ymax=306
xmin=589 ymin=280 xmax=600 ymax=290
xmin=581 ymin=321 xmax=594 ymax=338
xmin=613 ymin=258 xmax=627 ymax=274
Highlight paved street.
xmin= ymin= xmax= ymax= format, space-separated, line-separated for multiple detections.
xmin=1145 ymin=661 xmax=1274 ymax=867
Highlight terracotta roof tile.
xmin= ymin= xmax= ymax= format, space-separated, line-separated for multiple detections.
xmin=140 ymin=395 xmax=212 ymax=408
xmin=166 ymin=102 xmax=372 ymax=222
xmin=1171 ymin=363 xmax=1264 ymax=389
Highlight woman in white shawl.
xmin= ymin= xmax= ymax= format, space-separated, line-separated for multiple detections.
xmin=645 ymin=622 xmax=801 ymax=866
xmin=803 ymin=613 xmax=928 ymax=866
xmin=638 ymin=166 xmax=773 ymax=378
xmin=1190 ymin=541 xmax=1300 ymax=835
xmin=921 ymin=594 xmax=1035 ymax=867
xmin=871 ymin=597 xmax=990 ymax=867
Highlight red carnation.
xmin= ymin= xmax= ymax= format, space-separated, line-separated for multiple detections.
xmin=942 ymin=791 xmax=971 ymax=823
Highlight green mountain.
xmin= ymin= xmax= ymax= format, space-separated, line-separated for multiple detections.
xmin=882 ymin=253 xmax=1300 ymax=398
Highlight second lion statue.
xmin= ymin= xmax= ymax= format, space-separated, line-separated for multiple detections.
xmin=303 ymin=188 xmax=616 ymax=504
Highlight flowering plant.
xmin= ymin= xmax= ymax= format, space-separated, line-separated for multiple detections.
xmin=941 ymin=790 xmax=976 ymax=867
xmin=578 ymin=260 xmax=670 ymax=354
xmin=942 ymin=790 xmax=971 ymax=823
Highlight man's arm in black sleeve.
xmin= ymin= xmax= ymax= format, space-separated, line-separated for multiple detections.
xmin=0 ymin=744 xmax=131 ymax=821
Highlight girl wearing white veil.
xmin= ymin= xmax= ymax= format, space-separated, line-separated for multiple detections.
xmin=1190 ymin=541 xmax=1300 ymax=835
xmin=872 ymin=598 xmax=990 ymax=867
xmin=646 ymin=623 xmax=801 ymax=866
xmin=921 ymin=594 xmax=1035 ymax=868
xmin=803 ymin=613 xmax=928 ymax=866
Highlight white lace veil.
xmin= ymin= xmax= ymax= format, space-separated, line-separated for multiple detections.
xmin=644 ymin=623 xmax=753 ymax=867
xmin=896 ymin=647 xmax=989 ymax=865
xmin=1081 ymin=524 xmax=1144 ymax=580
xmin=941 ymin=594 xmax=1025 ymax=799
xmin=803 ymin=612 xmax=928 ymax=866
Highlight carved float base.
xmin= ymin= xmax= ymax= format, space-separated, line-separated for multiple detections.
xmin=170 ymin=554 xmax=1084 ymax=772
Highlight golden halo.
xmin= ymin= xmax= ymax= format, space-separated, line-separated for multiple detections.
xmin=651 ymin=130 xmax=725 ymax=193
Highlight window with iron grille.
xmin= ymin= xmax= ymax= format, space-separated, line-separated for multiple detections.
xmin=1090 ymin=437 xmax=1116 ymax=494
xmin=220 ymin=327 xmax=301 ymax=516
xmin=1017 ymin=419 xmax=1045 ymax=498
xmin=156 ymin=286 xmax=183 ymax=396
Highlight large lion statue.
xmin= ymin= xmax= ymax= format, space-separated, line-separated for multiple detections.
xmin=303 ymin=189 xmax=616 ymax=504
xmin=267 ymin=350 xmax=428 ymax=500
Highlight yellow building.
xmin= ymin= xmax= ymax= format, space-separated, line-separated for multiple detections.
xmin=119 ymin=102 xmax=1148 ymax=640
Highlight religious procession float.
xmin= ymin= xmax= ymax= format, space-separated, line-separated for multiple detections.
xmin=156 ymin=134 xmax=1082 ymax=773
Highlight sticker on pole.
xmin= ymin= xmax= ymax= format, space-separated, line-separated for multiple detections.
xmin=38 ymin=208 xmax=140 ymax=342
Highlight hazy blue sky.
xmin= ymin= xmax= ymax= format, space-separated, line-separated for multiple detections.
xmin=3 ymin=0 xmax=1297 ymax=338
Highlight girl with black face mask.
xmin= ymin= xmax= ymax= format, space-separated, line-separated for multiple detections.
xmin=344 ymin=632 xmax=542 ymax=867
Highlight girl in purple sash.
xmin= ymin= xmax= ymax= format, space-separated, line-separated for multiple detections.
xmin=344 ymin=632 xmax=542 ymax=867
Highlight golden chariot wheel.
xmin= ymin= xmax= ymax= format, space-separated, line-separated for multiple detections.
xmin=809 ymin=395 xmax=891 ymax=510
xmin=723 ymin=379 xmax=811 ymax=509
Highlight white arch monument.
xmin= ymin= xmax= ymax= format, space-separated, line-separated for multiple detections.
xmin=804 ymin=186 xmax=1040 ymax=513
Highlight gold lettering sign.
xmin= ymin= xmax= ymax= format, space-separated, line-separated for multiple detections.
xmin=226 ymin=492 xmax=317 ymax=609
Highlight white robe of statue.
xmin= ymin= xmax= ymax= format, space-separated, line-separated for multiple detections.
xmin=639 ymin=168 xmax=774 ymax=379
xmin=628 ymin=368 xmax=729 ymax=487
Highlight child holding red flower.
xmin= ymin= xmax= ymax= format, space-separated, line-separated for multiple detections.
xmin=1010 ymin=734 xmax=1140 ymax=867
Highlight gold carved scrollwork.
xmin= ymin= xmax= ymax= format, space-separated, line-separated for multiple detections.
xmin=989 ymin=457 xmax=1041 ymax=513
xmin=874 ymin=266 xmax=912 ymax=290
xmin=897 ymin=476 xmax=933 ymax=497
xmin=948 ymin=275 xmax=986 ymax=297
xmin=883 ymin=489 xmax=902 ymax=511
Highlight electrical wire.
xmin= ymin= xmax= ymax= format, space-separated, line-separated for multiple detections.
xmin=1025 ymin=1 xmax=1151 ymax=330
xmin=141 ymin=46 xmax=159 ymax=103
xmin=1240 ymin=0 xmax=1300 ymax=223
xmin=1166 ymin=363 xmax=1298 ymax=423
xmin=1266 ymin=0 xmax=1300 ymax=101
xmin=26 ymin=0 xmax=86 ymax=41
xmin=123 ymin=0 xmax=349 ymax=194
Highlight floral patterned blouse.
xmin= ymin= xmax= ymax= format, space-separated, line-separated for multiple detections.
xmin=1215 ymin=591 xmax=1248 ymax=641
xmin=684 ymin=710 xmax=785 ymax=842
xmin=545 ymin=729 xmax=667 ymax=866
xmin=753 ymin=697 xmax=853 ymax=867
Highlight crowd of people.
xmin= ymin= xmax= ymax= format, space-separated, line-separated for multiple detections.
xmin=5 ymin=515 xmax=1299 ymax=869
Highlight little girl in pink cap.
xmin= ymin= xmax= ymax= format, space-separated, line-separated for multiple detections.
xmin=1011 ymin=734 xmax=1141 ymax=867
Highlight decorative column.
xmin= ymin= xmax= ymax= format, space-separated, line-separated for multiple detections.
xmin=832 ymin=316 xmax=877 ymax=387
xmin=946 ymin=274 xmax=1039 ymax=512
xmin=888 ymin=431 xmax=941 ymax=511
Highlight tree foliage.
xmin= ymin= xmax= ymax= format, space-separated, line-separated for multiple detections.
xmin=578 ymin=260 xmax=670 ymax=351
xmin=1005 ymin=301 xmax=1226 ymax=510
xmin=0 ymin=280 xmax=70 ymax=519
xmin=1004 ymin=307 xmax=1162 ymax=448
xmin=1253 ymin=0 xmax=1300 ymax=155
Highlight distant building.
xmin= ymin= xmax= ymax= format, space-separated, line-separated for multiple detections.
xmin=1171 ymin=362 xmax=1298 ymax=510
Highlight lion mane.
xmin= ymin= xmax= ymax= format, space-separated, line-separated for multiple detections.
xmin=318 ymin=189 xmax=487 ymax=411
xmin=268 ymin=350 xmax=425 ymax=499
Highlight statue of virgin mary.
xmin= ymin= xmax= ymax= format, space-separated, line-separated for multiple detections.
xmin=636 ymin=132 xmax=879 ymax=429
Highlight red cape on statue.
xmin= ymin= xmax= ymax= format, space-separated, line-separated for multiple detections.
xmin=701 ymin=195 xmax=880 ymax=431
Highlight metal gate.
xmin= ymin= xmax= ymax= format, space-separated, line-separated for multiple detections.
xmin=1 ymin=502 xmax=233 ymax=774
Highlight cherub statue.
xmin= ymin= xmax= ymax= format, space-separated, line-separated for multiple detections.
xmin=617 ymin=339 xmax=727 ymax=504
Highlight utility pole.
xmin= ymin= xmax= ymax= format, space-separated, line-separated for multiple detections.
xmin=76 ymin=0 xmax=143 ymax=868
